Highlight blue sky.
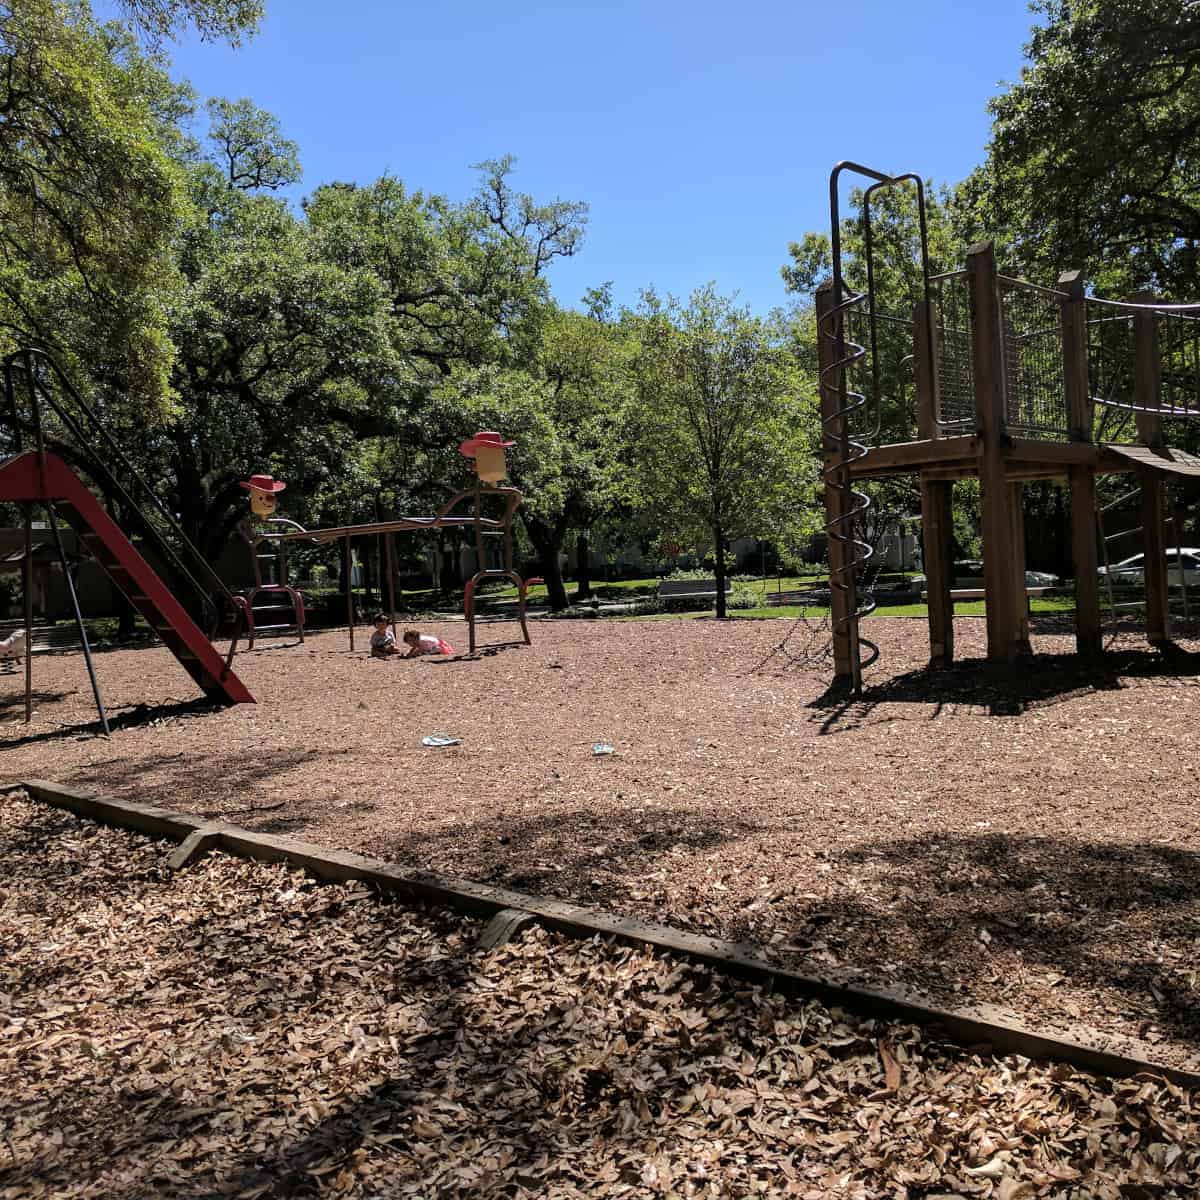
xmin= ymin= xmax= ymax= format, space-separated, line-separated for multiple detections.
xmin=127 ymin=1 xmax=1038 ymax=316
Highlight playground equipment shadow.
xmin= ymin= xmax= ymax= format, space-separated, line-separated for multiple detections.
xmin=809 ymin=644 xmax=1200 ymax=723
xmin=4 ymin=616 xmax=1200 ymax=1068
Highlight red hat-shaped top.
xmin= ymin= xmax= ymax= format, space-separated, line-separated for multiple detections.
xmin=239 ymin=473 xmax=287 ymax=494
xmin=459 ymin=431 xmax=515 ymax=457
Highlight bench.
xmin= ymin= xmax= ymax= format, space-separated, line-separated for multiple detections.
xmin=922 ymin=586 xmax=1053 ymax=612
xmin=764 ymin=588 xmax=826 ymax=606
xmin=0 ymin=620 xmax=81 ymax=653
xmin=657 ymin=578 xmax=731 ymax=601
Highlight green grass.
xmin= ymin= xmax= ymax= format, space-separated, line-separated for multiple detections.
xmin=619 ymin=593 xmax=1079 ymax=622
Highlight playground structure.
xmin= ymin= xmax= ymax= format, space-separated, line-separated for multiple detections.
xmin=0 ymin=345 xmax=532 ymax=733
xmin=236 ymin=473 xmax=308 ymax=649
xmin=0 ymin=350 xmax=254 ymax=731
xmin=820 ymin=162 xmax=1200 ymax=694
xmin=270 ymin=431 xmax=535 ymax=655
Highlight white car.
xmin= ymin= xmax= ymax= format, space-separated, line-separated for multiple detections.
xmin=1098 ymin=549 xmax=1200 ymax=587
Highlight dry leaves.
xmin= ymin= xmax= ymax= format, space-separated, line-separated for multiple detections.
xmin=3 ymin=792 xmax=1200 ymax=1198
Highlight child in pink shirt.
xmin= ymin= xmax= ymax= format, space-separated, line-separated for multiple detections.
xmin=402 ymin=629 xmax=455 ymax=657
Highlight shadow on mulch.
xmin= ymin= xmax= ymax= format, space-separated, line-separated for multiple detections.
xmin=372 ymin=802 xmax=1200 ymax=1056
xmin=0 ymin=688 xmax=74 ymax=719
xmin=808 ymin=646 xmax=1200 ymax=729
xmin=710 ymin=828 xmax=1200 ymax=1052
xmin=368 ymin=804 xmax=758 ymax=898
xmin=0 ymin=696 xmax=225 ymax=748
xmin=63 ymin=746 xmax=333 ymax=813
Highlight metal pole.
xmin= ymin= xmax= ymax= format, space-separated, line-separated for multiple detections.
xmin=22 ymin=504 xmax=33 ymax=723
xmin=47 ymin=501 xmax=109 ymax=736
xmin=384 ymin=532 xmax=397 ymax=641
xmin=344 ymin=535 xmax=355 ymax=651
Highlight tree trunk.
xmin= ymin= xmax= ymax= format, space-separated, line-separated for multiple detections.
xmin=713 ymin=519 xmax=727 ymax=619
xmin=574 ymin=531 xmax=592 ymax=600
xmin=523 ymin=516 xmax=569 ymax=611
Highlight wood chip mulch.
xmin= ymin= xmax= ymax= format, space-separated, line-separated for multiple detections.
xmin=4 ymin=792 xmax=1200 ymax=1199
xmin=4 ymin=615 xmax=1200 ymax=1072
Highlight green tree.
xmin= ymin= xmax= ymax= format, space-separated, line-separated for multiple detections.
xmin=0 ymin=3 xmax=191 ymax=405
xmin=205 ymin=96 xmax=300 ymax=190
xmin=629 ymin=286 xmax=814 ymax=618
xmin=959 ymin=0 xmax=1200 ymax=296
xmin=156 ymin=102 xmax=396 ymax=555
xmin=115 ymin=0 xmax=263 ymax=44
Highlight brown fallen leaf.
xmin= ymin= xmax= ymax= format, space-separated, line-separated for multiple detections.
xmin=879 ymin=1037 xmax=902 ymax=1093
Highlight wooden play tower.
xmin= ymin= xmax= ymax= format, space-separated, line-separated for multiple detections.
xmin=820 ymin=162 xmax=1200 ymax=693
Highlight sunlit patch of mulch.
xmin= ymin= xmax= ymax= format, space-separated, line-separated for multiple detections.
xmin=5 ymin=616 xmax=1200 ymax=1069
xmin=3 ymin=792 xmax=1200 ymax=1199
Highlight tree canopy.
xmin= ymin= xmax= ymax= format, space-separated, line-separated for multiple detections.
xmin=960 ymin=0 xmax=1200 ymax=296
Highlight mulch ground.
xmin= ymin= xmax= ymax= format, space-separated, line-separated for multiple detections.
xmin=4 ymin=792 xmax=1200 ymax=1200
xmin=4 ymin=615 xmax=1200 ymax=1073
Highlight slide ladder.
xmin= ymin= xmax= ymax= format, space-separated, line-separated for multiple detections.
xmin=0 ymin=450 xmax=252 ymax=705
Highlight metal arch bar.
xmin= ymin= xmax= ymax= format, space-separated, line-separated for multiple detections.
xmin=825 ymin=162 xmax=932 ymax=695
xmin=861 ymin=171 xmax=934 ymax=441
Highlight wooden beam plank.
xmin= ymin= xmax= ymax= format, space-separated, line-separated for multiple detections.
xmin=1006 ymin=439 xmax=1101 ymax=466
xmin=1009 ymin=482 xmax=1031 ymax=652
xmin=1133 ymin=292 xmax=1164 ymax=448
xmin=848 ymin=435 xmax=978 ymax=476
xmin=968 ymin=241 xmax=1024 ymax=662
xmin=1058 ymin=270 xmax=1093 ymax=442
xmin=919 ymin=476 xmax=955 ymax=666
xmin=913 ymin=299 xmax=938 ymax=440
xmin=1141 ymin=470 xmax=1171 ymax=646
xmin=1069 ymin=466 xmax=1102 ymax=655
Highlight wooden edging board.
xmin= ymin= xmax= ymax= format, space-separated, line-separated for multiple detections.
xmin=15 ymin=777 xmax=1200 ymax=1088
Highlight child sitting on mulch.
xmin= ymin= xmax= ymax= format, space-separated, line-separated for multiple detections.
xmin=402 ymin=628 xmax=455 ymax=658
xmin=369 ymin=613 xmax=401 ymax=658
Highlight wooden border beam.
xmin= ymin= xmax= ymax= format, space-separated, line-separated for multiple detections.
xmin=16 ymin=778 xmax=1200 ymax=1088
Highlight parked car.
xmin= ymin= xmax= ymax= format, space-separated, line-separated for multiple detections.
xmin=949 ymin=560 xmax=1059 ymax=588
xmin=908 ymin=562 xmax=1060 ymax=590
xmin=1098 ymin=549 xmax=1200 ymax=587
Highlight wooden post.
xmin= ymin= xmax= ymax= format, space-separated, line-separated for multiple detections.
xmin=1141 ymin=470 xmax=1170 ymax=646
xmin=816 ymin=280 xmax=855 ymax=686
xmin=919 ymin=474 xmax=954 ymax=665
xmin=1009 ymin=482 xmax=1031 ymax=652
xmin=1133 ymin=292 xmax=1163 ymax=448
xmin=967 ymin=241 xmax=1023 ymax=662
xmin=1058 ymin=269 xmax=1092 ymax=442
xmin=1069 ymin=466 xmax=1102 ymax=654
xmin=913 ymin=298 xmax=939 ymax=440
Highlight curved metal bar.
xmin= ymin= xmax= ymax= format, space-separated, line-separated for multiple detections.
xmin=1088 ymin=296 xmax=1200 ymax=314
xmin=824 ymin=162 xmax=933 ymax=694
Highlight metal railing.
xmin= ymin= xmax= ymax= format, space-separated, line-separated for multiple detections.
xmin=928 ymin=270 xmax=975 ymax=432
xmin=996 ymin=275 xmax=1071 ymax=440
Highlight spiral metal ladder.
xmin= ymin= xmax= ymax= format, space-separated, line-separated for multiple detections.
xmin=818 ymin=163 xmax=934 ymax=694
